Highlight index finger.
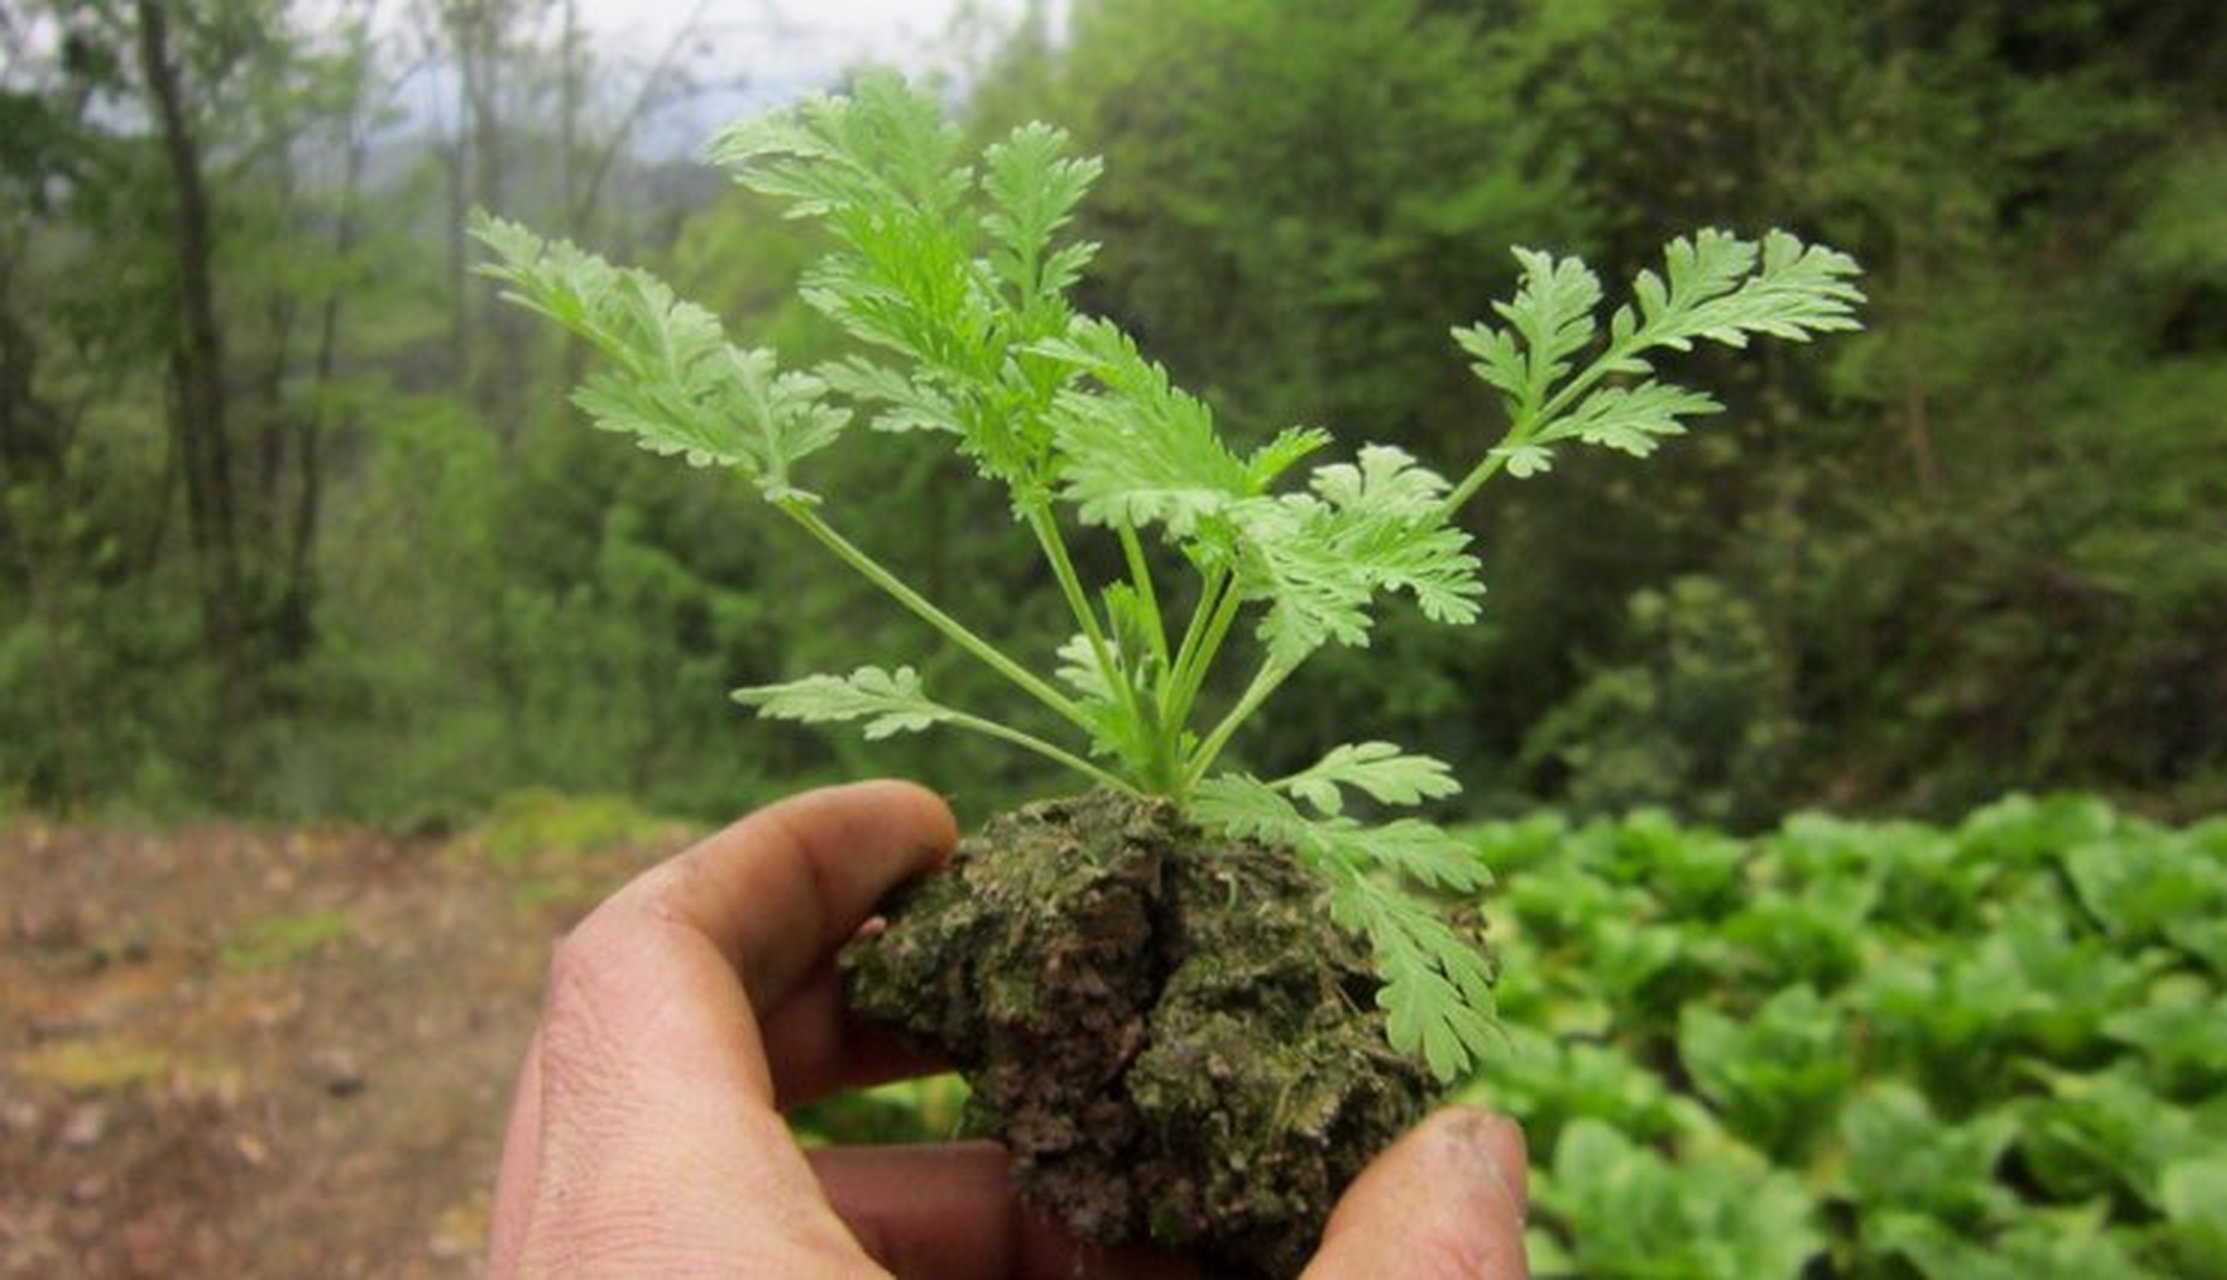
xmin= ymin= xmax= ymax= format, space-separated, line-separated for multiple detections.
xmin=495 ymin=782 xmax=957 ymax=1274
xmin=605 ymin=778 xmax=959 ymax=1010
xmin=541 ymin=779 xmax=957 ymax=1113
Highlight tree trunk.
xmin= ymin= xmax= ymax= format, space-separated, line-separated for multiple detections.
xmin=0 ymin=267 xmax=90 ymax=808
xmin=278 ymin=102 xmax=371 ymax=663
xmin=452 ymin=0 xmax=522 ymax=438
xmin=136 ymin=0 xmax=253 ymax=737
xmin=257 ymin=152 xmax=301 ymax=549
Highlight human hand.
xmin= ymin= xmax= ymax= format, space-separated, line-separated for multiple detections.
xmin=487 ymin=780 xmax=1529 ymax=1278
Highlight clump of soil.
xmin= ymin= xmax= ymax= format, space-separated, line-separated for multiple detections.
xmin=842 ymin=790 xmax=1436 ymax=1279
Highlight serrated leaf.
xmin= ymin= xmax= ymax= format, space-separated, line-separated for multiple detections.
xmin=472 ymin=214 xmax=846 ymax=491
xmin=1040 ymin=318 xmax=1253 ymax=535
xmin=1544 ymin=380 xmax=1723 ymax=458
xmin=1049 ymin=631 xmax=1151 ymax=765
xmin=982 ymin=121 xmax=1103 ymax=302
xmin=1101 ymin=582 xmax=1168 ymax=675
xmin=1277 ymin=741 xmax=1461 ymax=815
xmin=709 ymin=73 xmax=971 ymax=222
xmin=1365 ymin=819 xmax=1495 ymax=891
xmin=1497 ymin=248 xmax=1602 ymax=410
xmin=1453 ymin=228 xmax=1862 ymax=483
xmin=1454 ymin=246 xmax=1602 ymax=422
xmin=1232 ymin=447 xmax=1482 ymax=663
xmin=1193 ymin=772 xmax=1321 ymax=848
xmin=1039 ymin=241 xmax=1101 ymax=299
xmin=1052 ymin=632 xmax=1114 ymax=703
xmin=702 ymin=111 xmax=838 ymax=194
xmin=1452 ymin=320 xmax=1526 ymax=402
xmin=1229 ymin=495 xmax=1371 ymax=664
xmin=1194 ymin=773 xmax=1489 ymax=891
xmin=733 ymin=665 xmax=956 ymax=740
xmin=1244 ymin=425 xmax=1334 ymax=489
xmin=1632 ymin=227 xmax=1757 ymax=340
xmin=1634 ymin=228 xmax=1865 ymax=352
xmin=1497 ymin=442 xmax=1556 ymax=477
xmin=704 ymin=73 xmax=1055 ymax=491
xmin=1194 ymin=773 xmax=1496 ymax=1081
xmin=1308 ymin=444 xmax=1453 ymax=517
xmin=816 ymin=356 xmax=962 ymax=435
xmin=1339 ymin=869 xmax=1500 ymax=1081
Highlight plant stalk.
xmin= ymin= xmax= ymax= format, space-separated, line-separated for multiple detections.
xmin=1027 ymin=504 xmax=1152 ymax=748
xmin=942 ymin=709 xmax=1136 ymax=793
xmin=1164 ymin=568 xmax=1244 ymax=734
xmin=779 ymin=500 xmax=1092 ymax=734
xmin=1183 ymin=657 xmax=1296 ymax=790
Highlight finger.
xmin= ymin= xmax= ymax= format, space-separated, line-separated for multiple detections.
xmin=512 ymin=782 xmax=957 ymax=1273
xmin=546 ymin=778 xmax=957 ymax=1108
xmin=759 ymin=958 xmax=949 ymax=1108
xmin=485 ymin=1030 xmax=544 ymax=1275
xmin=606 ymin=778 xmax=958 ymax=1013
xmin=811 ymin=1143 xmax=1198 ymax=1280
xmin=1304 ymin=1107 xmax=1529 ymax=1280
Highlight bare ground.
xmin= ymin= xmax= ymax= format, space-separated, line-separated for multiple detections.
xmin=1 ymin=816 xmax=687 ymax=1278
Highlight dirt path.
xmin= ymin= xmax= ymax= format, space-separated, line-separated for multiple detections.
xmin=1 ymin=817 xmax=682 ymax=1278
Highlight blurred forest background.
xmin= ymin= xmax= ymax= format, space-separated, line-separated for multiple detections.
xmin=4 ymin=0 xmax=2223 ymax=832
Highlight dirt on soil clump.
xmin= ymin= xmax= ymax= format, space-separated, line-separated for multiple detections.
xmin=843 ymin=790 xmax=1435 ymax=1280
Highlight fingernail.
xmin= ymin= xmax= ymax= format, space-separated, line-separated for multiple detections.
xmin=1446 ymin=1107 xmax=1528 ymax=1224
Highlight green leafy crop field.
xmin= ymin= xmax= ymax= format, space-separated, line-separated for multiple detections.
xmin=1463 ymin=795 xmax=2227 ymax=1279
xmin=790 ymin=794 xmax=2226 ymax=1275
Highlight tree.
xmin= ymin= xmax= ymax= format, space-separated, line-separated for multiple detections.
xmin=976 ymin=0 xmax=2227 ymax=817
xmin=0 ymin=0 xmax=397 ymax=802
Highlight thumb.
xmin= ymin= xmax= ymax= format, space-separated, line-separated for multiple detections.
xmin=1304 ymin=1106 xmax=1529 ymax=1280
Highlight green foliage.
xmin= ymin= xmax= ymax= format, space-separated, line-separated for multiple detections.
xmin=1537 ymin=1119 xmax=1824 ymax=1279
xmin=473 ymin=216 xmax=848 ymax=494
xmin=1275 ymin=741 xmax=1462 ymax=815
xmin=1194 ymin=770 xmax=1497 ymax=1078
xmin=740 ymin=666 xmax=956 ymax=741
xmin=789 ymin=1073 xmax=972 ymax=1148
xmin=267 ymin=396 xmax=808 ymax=825
xmin=9 ymin=0 xmax=2221 ymax=840
xmin=481 ymin=74 xmax=1855 ymax=1082
xmin=978 ymin=0 xmax=2227 ymax=822
xmin=474 ymin=788 xmax=686 ymax=870
xmin=1524 ymin=574 xmax=1798 ymax=828
xmin=1451 ymin=230 xmax=1861 ymax=488
xmin=1458 ymin=795 xmax=2227 ymax=1278
xmin=1678 ymin=985 xmax=1854 ymax=1163
xmin=221 ymin=909 xmax=354 ymax=972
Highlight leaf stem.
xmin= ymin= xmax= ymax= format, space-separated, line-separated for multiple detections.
xmin=1439 ymin=328 xmax=1657 ymax=519
xmin=1162 ymin=565 xmax=1240 ymax=732
xmin=1182 ymin=657 xmax=1296 ymax=790
xmin=941 ymin=708 xmax=1137 ymax=793
xmin=1439 ymin=430 xmax=1527 ymax=520
xmin=1118 ymin=523 xmax=1169 ymax=665
xmin=778 ymin=499 xmax=1092 ymax=733
xmin=1026 ymin=504 xmax=1142 ymax=730
xmin=1164 ymin=565 xmax=1227 ymax=704
xmin=1527 ymin=332 xmax=1645 ymax=436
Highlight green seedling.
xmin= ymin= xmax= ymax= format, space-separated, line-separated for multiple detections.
xmin=473 ymin=72 xmax=1861 ymax=1083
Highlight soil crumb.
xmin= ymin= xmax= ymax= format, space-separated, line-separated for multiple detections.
xmin=843 ymin=790 xmax=1434 ymax=1279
